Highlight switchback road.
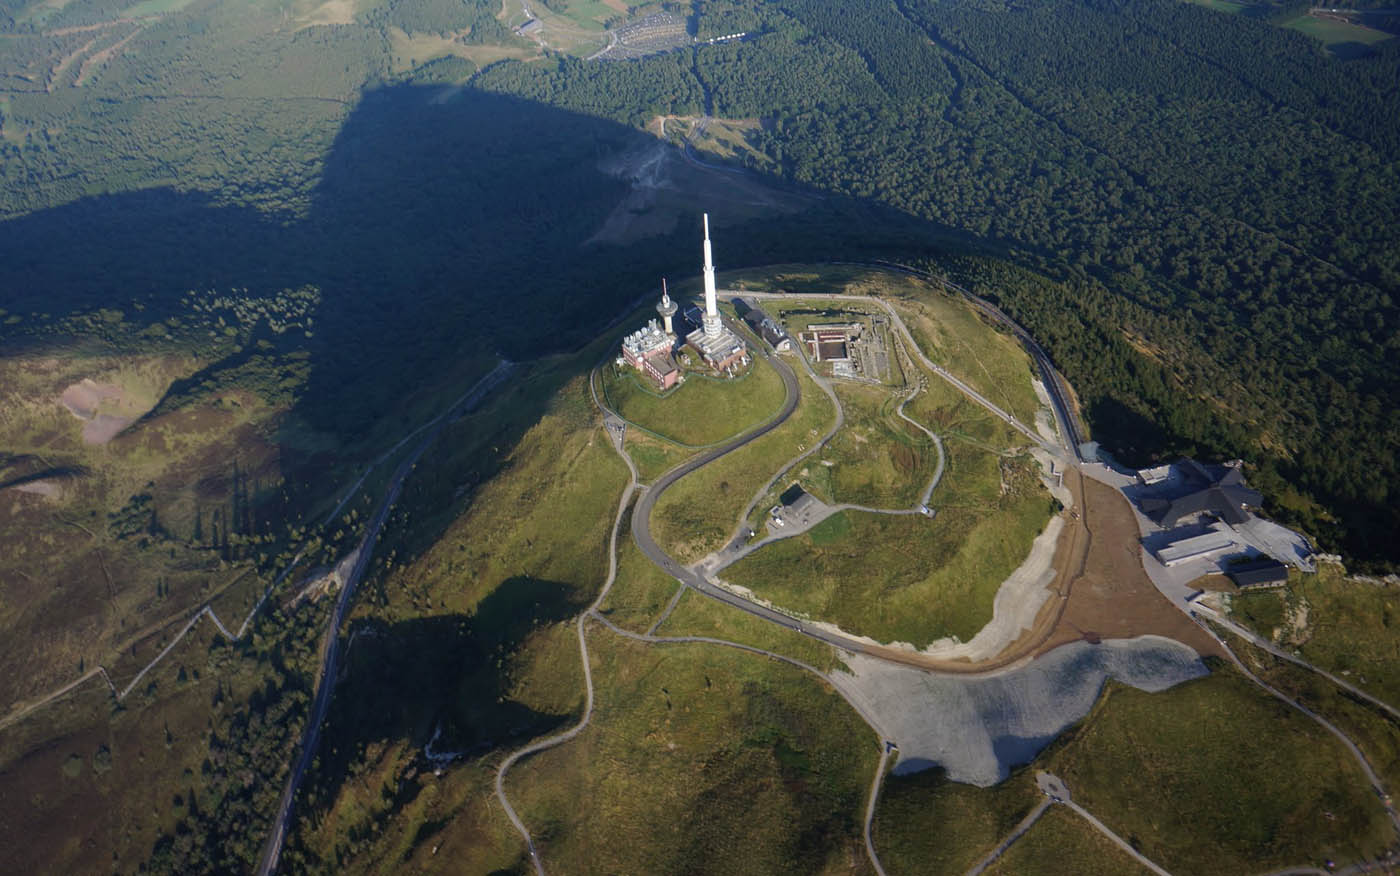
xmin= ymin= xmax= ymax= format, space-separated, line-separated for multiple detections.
xmin=495 ymin=364 xmax=890 ymax=875
xmin=615 ymin=300 xmax=1081 ymax=675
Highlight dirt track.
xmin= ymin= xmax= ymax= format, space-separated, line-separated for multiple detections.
xmin=1030 ymin=475 xmax=1222 ymax=659
xmin=876 ymin=465 xmax=1221 ymax=675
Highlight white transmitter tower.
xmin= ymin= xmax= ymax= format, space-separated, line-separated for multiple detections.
xmin=685 ymin=212 xmax=748 ymax=373
xmin=701 ymin=213 xmax=723 ymax=338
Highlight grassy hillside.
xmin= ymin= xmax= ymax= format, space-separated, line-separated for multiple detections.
xmin=1229 ymin=562 xmax=1400 ymax=706
xmin=595 ymin=526 xmax=681 ymax=632
xmin=503 ymin=631 xmax=879 ymax=875
xmin=650 ymin=352 xmax=836 ymax=563
xmin=814 ymin=381 xmax=940 ymax=509
xmin=874 ymin=669 xmax=1395 ymax=875
xmin=0 ymin=595 xmax=330 ymax=874
xmin=655 ymin=587 xmax=842 ymax=671
xmin=599 ymin=351 xmax=787 ymax=446
xmin=985 ymin=805 xmax=1154 ymax=876
xmin=725 ymin=452 xmax=1054 ymax=647
xmin=282 ymin=359 xmax=631 ymax=870
xmin=1046 ymin=673 xmax=1392 ymax=872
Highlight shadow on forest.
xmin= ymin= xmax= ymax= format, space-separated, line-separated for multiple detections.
xmin=0 ymin=84 xmax=988 ymax=537
xmin=1084 ymin=395 xmax=1176 ymax=467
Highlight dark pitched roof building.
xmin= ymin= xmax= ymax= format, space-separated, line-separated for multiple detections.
xmin=1140 ymin=459 xmax=1263 ymax=529
xmin=1228 ymin=559 xmax=1289 ymax=589
xmin=740 ymin=302 xmax=791 ymax=351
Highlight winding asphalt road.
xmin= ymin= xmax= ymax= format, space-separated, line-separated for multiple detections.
xmin=616 ymin=304 xmax=1074 ymax=675
xmin=1191 ymin=614 xmax=1400 ymax=837
xmin=825 ymin=259 xmax=1085 ymax=455
xmin=1192 ymin=603 xmax=1400 ymax=722
xmin=494 ymin=362 xmax=892 ymax=876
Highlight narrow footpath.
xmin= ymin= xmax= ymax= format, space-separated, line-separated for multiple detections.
xmin=493 ymin=364 xmax=891 ymax=875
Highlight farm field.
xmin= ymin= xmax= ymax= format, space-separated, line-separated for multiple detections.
xmin=1182 ymin=0 xmax=1248 ymax=14
xmin=1283 ymin=14 xmax=1395 ymax=47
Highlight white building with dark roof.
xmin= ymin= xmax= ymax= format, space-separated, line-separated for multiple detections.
xmin=620 ymin=314 xmax=679 ymax=389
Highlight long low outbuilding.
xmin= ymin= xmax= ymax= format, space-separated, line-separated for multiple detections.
xmin=1155 ymin=528 xmax=1242 ymax=566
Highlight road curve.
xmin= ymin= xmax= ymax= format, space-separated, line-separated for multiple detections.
xmin=1193 ymin=603 xmax=1400 ymax=722
xmin=494 ymin=370 xmax=643 ymax=876
xmin=620 ymin=307 xmax=1075 ymax=676
xmin=1192 ymin=616 xmax=1400 ymax=837
xmin=729 ymin=322 xmax=845 ymax=544
xmin=497 ymin=364 xmax=891 ymax=874
xmin=826 ymin=259 xmax=1085 ymax=455
xmin=494 ymin=471 xmax=637 ymax=875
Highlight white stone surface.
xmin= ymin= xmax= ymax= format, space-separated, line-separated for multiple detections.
xmin=829 ymin=636 xmax=1208 ymax=786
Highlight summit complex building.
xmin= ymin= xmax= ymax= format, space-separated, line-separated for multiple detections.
xmin=619 ymin=214 xmax=748 ymax=389
xmin=684 ymin=214 xmax=747 ymax=373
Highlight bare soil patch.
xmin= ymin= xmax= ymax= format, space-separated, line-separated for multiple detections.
xmin=1032 ymin=476 xmax=1221 ymax=658
xmin=297 ymin=0 xmax=356 ymax=27
xmin=59 ymin=378 xmax=136 ymax=444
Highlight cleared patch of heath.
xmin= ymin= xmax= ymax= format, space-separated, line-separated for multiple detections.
xmin=829 ymin=635 xmax=1207 ymax=786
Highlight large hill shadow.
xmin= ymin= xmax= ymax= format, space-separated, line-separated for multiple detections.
xmin=285 ymin=574 xmax=585 ymax=868
xmin=0 ymin=84 xmax=987 ymax=519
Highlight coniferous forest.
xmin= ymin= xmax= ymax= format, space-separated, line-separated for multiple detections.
xmin=2 ymin=0 xmax=1398 ymax=566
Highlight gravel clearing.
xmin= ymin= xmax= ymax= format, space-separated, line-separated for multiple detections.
xmin=829 ymin=635 xmax=1208 ymax=786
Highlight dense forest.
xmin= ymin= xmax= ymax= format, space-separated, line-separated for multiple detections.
xmin=3 ymin=0 xmax=1400 ymax=868
xmin=477 ymin=0 xmax=1400 ymax=565
xmin=1 ymin=0 xmax=1398 ymax=573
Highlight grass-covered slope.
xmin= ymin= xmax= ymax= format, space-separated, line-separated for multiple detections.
xmin=815 ymin=381 xmax=940 ymax=509
xmin=1229 ymin=562 xmax=1400 ymax=706
xmin=873 ymin=669 xmax=1396 ymax=875
xmin=725 ymin=453 xmax=1054 ymax=648
xmin=985 ymin=805 xmax=1154 ymax=876
xmin=284 ymin=362 xmax=630 ymax=871
xmin=504 ymin=631 xmax=879 ymax=875
xmin=650 ymin=353 xmax=836 ymax=564
xmin=1046 ymin=673 xmax=1392 ymax=873
xmin=599 ymin=351 xmax=787 ymax=446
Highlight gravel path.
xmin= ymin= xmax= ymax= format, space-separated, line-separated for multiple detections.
xmin=494 ymin=366 xmax=891 ymax=875
xmin=964 ymin=799 xmax=1051 ymax=875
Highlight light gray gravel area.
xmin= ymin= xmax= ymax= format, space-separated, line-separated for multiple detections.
xmin=828 ymin=636 xmax=1209 ymax=786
